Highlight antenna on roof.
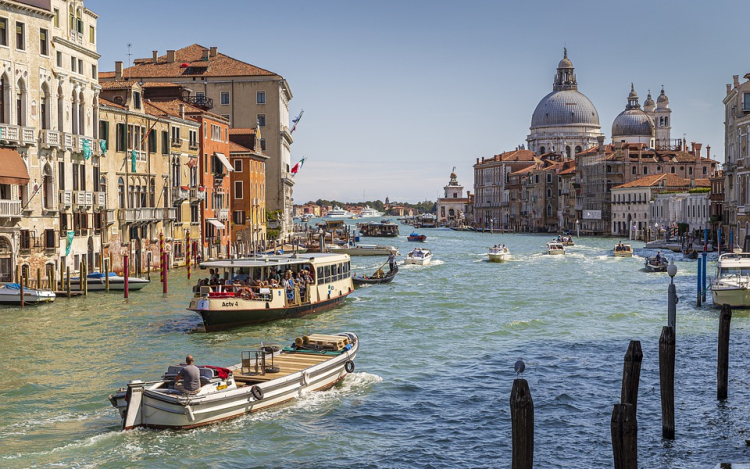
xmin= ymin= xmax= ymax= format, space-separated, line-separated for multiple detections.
xmin=127 ymin=43 xmax=132 ymax=67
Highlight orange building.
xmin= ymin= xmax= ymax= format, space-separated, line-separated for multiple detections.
xmin=229 ymin=137 xmax=268 ymax=249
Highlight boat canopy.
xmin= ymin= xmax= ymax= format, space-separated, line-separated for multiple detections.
xmin=200 ymin=253 xmax=350 ymax=269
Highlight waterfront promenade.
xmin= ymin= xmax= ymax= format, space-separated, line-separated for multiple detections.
xmin=0 ymin=225 xmax=748 ymax=468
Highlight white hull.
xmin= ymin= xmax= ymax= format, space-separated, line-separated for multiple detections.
xmin=488 ymin=252 xmax=511 ymax=262
xmin=110 ymin=333 xmax=358 ymax=430
xmin=69 ymin=277 xmax=150 ymax=291
xmin=405 ymin=255 xmax=432 ymax=265
xmin=711 ymin=286 xmax=750 ymax=308
xmin=0 ymin=289 xmax=55 ymax=305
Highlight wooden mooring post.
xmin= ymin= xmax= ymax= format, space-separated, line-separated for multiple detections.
xmin=611 ymin=403 xmax=637 ymax=469
xmin=510 ymin=378 xmax=533 ymax=469
xmin=620 ymin=340 xmax=642 ymax=413
xmin=717 ymin=304 xmax=732 ymax=400
xmin=18 ymin=266 xmax=24 ymax=308
xmin=81 ymin=258 xmax=87 ymax=296
xmin=659 ymin=326 xmax=675 ymax=439
xmin=105 ymin=259 xmax=110 ymax=292
xmin=123 ymin=254 xmax=129 ymax=299
xmin=36 ymin=268 xmax=41 ymax=291
xmin=66 ymin=266 xmax=71 ymax=299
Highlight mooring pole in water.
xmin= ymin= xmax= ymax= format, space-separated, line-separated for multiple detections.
xmin=105 ymin=260 xmax=110 ymax=292
xmin=123 ymin=254 xmax=129 ymax=299
xmin=19 ymin=267 xmax=24 ymax=308
xmin=186 ymin=231 xmax=191 ymax=280
xmin=159 ymin=232 xmax=164 ymax=284
xmin=163 ymin=252 xmax=168 ymax=294
xmin=696 ymin=257 xmax=702 ymax=307
xmin=510 ymin=378 xmax=533 ymax=469
xmin=620 ymin=341 xmax=642 ymax=414
xmin=659 ymin=326 xmax=675 ymax=439
xmin=611 ymin=403 xmax=637 ymax=469
xmin=66 ymin=266 xmax=71 ymax=299
xmin=718 ymin=304 xmax=732 ymax=400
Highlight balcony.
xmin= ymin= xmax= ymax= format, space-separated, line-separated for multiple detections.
xmin=74 ymin=191 xmax=93 ymax=207
xmin=39 ymin=129 xmax=61 ymax=148
xmin=20 ymin=126 xmax=35 ymax=146
xmin=189 ymin=141 xmax=199 ymax=150
xmin=0 ymin=199 xmax=21 ymax=218
xmin=105 ymin=209 xmax=116 ymax=225
xmin=94 ymin=191 xmax=106 ymax=209
xmin=218 ymin=208 xmax=229 ymax=221
xmin=182 ymin=95 xmax=213 ymax=110
xmin=0 ymin=124 xmax=20 ymax=144
xmin=172 ymin=186 xmax=189 ymax=204
xmin=119 ymin=207 xmax=157 ymax=224
xmin=62 ymin=132 xmax=74 ymax=151
xmin=171 ymin=137 xmax=182 ymax=148
xmin=71 ymin=135 xmax=83 ymax=153
xmin=59 ymin=190 xmax=72 ymax=208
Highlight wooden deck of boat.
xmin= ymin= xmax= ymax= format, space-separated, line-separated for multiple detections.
xmin=233 ymin=352 xmax=335 ymax=383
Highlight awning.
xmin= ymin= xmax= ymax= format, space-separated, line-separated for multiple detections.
xmin=0 ymin=148 xmax=30 ymax=185
xmin=215 ymin=152 xmax=234 ymax=172
xmin=207 ymin=218 xmax=225 ymax=230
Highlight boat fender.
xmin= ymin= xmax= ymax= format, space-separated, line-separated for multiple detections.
xmin=344 ymin=360 xmax=355 ymax=373
xmin=251 ymin=385 xmax=264 ymax=401
xmin=301 ymin=371 xmax=309 ymax=386
xmin=265 ymin=302 xmax=270 ymax=309
xmin=302 ymin=335 xmax=309 ymax=345
xmin=185 ymin=405 xmax=195 ymax=422
xmin=295 ymin=337 xmax=304 ymax=346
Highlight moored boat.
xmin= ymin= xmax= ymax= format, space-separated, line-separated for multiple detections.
xmin=405 ymin=248 xmax=432 ymax=265
xmin=69 ymin=272 xmax=150 ymax=291
xmin=644 ymin=255 xmax=669 ymax=272
xmin=711 ymin=252 xmax=750 ymax=308
xmin=358 ymin=221 xmax=399 ymax=237
xmin=407 ymin=232 xmax=427 ymax=242
xmin=0 ymin=283 xmax=55 ymax=305
xmin=325 ymin=206 xmax=353 ymax=218
xmin=613 ymin=243 xmax=633 ymax=258
xmin=328 ymin=244 xmax=397 ymax=256
xmin=488 ymin=246 xmax=511 ymax=262
xmin=546 ymin=242 xmax=565 ymax=255
xmin=109 ymin=332 xmax=359 ymax=430
xmin=188 ymin=253 xmax=353 ymax=331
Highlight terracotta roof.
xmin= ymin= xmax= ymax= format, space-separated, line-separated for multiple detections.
xmin=99 ymin=81 xmax=138 ymax=90
xmin=98 ymin=96 xmax=127 ymax=109
xmin=140 ymin=82 xmax=183 ymax=89
xmin=229 ymin=141 xmax=253 ymax=153
xmin=144 ymin=99 xmax=227 ymax=123
xmin=228 ymin=128 xmax=257 ymax=135
xmin=107 ymin=44 xmax=279 ymax=79
xmin=613 ymin=173 xmax=711 ymax=190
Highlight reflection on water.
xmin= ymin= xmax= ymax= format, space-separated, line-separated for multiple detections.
xmin=1 ymin=226 xmax=749 ymax=467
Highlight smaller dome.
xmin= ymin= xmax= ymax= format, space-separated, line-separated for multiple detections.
xmin=657 ymin=87 xmax=669 ymax=105
xmin=627 ymin=83 xmax=638 ymax=101
xmin=450 ymin=172 xmax=457 ymax=179
xmin=558 ymin=47 xmax=573 ymax=69
xmin=643 ymin=90 xmax=655 ymax=108
xmin=612 ymin=110 xmax=653 ymax=138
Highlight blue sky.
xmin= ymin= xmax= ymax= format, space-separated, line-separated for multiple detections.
xmin=89 ymin=0 xmax=744 ymax=204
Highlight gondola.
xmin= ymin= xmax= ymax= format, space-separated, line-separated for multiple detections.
xmin=352 ymin=266 xmax=398 ymax=285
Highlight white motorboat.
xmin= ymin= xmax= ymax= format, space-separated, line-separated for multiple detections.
xmin=109 ymin=332 xmax=359 ymax=430
xmin=405 ymin=248 xmax=432 ymax=265
xmin=329 ymin=243 xmax=397 ymax=256
xmin=488 ymin=246 xmax=511 ymax=262
xmin=711 ymin=252 xmax=750 ymax=308
xmin=301 ymin=214 xmax=312 ymax=223
xmin=644 ymin=255 xmax=669 ymax=272
xmin=613 ymin=243 xmax=633 ymax=258
xmin=0 ymin=283 xmax=55 ymax=305
xmin=359 ymin=206 xmax=384 ymax=218
xmin=69 ymin=272 xmax=150 ymax=291
xmin=325 ymin=206 xmax=353 ymax=218
xmin=546 ymin=242 xmax=565 ymax=255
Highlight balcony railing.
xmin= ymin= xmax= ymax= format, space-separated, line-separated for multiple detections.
xmin=62 ymin=132 xmax=74 ymax=151
xmin=172 ymin=186 xmax=189 ymax=204
xmin=171 ymin=138 xmax=182 ymax=147
xmin=0 ymin=124 xmax=20 ymax=144
xmin=74 ymin=191 xmax=93 ymax=207
xmin=21 ymin=126 xmax=35 ymax=146
xmin=163 ymin=207 xmax=177 ymax=220
xmin=0 ymin=199 xmax=22 ymax=218
xmin=94 ymin=191 xmax=106 ymax=208
xmin=218 ymin=208 xmax=229 ymax=221
xmin=39 ymin=129 xmax=61 ymax=148
xmin=182 ymin=95 xmax=213 ymax=110
xmin=189 ymin=141 xmax=199 ymax=150
xmin=105 ymin=209 xmax=116 ymax=225
xmin=59 ymin=190 xmax=72 ymax=208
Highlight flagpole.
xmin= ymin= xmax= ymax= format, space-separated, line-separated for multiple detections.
xmin=291 ymin=109 xmax=304 ymax=134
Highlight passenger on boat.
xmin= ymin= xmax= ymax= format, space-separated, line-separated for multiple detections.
xmin=388 ymin=251 xmax=397 ymax=271
xmin=655 ymin=251 xmax=662 ymax=262
xmin=174 ymin=355 xmax=201 ymax=395
xmin=209 ymin=269 xmax=219 ymax=284
xmin=502 ymin=244 xmax=507 ymax=252
xmin=284 ymin=271 xmax=295 ymax=300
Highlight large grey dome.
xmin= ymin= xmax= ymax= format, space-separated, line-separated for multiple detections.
xmin=531 ymin=90 xmax=600 ymax=128
xmin=612 ymin=109 xmax=653 ymax=137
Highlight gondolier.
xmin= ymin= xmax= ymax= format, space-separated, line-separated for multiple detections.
xmin=388 ymin=251 xmax=396 ymax=271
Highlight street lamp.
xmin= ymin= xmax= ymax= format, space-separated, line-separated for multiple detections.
xmin=655 ymin=223 xmax=659 ymax=241
xmin=667 ymin=259 xmax=678 ymax=332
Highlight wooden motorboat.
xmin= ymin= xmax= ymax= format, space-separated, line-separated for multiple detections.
xmin=352 ymin=265 xmax=398 ymax=285
xmin=405 ymin=248 xmax=432 ymax=265
xmin=644 ymin=255 xmax=669 ymax=272
xmin=613 ymin=243 xmax=633 ymax=258
xmin=0 ymin=283 xmax=55 ymax=305
xmin=189 ymin=253 xmax=354 ymax=331
xmin=682 ymin=247 xmax=698 ymax=259
xmin=357 ymin=221 xmax=399 ymax=237
xmin=488 ymin=247 xmax=511 ymax=262
xmin=407 ymin=232 xmax=427 ymax=242
xmin=69 ymin=272 xmax=150 ymax=291
xmin=109 ymin=332 xmax=359 ymax=430
xmin=546 ymin=242 xmax=565 ymax=255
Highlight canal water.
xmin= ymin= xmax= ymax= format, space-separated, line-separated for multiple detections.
xmin=1 ymin=222 xmax=749 ymax=468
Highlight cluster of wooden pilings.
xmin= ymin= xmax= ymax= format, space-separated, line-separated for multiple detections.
xmin=509 ymin=304 xmax=734 ymax=468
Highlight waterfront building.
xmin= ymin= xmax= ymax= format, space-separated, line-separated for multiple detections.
xmin=709 ymin=169 xmax=724 ymax=239
xmin=229 ymin=138 xmax=267 ymax=247
xmin=295 ymin=203 xmax=320 ymax=217
xmin=722 ymin=73 xmax=750 ymax=243
xmin=473 ymin=148 xmax=536 ymax=228
xmin=436 ymin=169 xmax=469 ymax=226
xmin=526 ymin=49 xmax=604 ymax=157
xmin=100 ymin=44 xmax=295 ymax=237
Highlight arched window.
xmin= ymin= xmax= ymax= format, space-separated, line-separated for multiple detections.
xmin=78 ymin=91 xmax=84 ymax=136
xmin=547 ymin=188 xmax=552 ymax=198
xmin=16 ymin=78 xmax=26 ymax=126
xmin=40 ymin=84 xmax=50 ymax=130
xmin=0 ymin=74 xmax=6 ymax=123
xmin=547 ymin=204 xmax=552 ymax=216
xmin=68 ymin=5 xmax=74 ymax=31
xmin=670 ymin=167 xmax=676 ymax=174
xmin=632 ymin=166 xmax=636 ymax=175
xmin=57 ymin=85 xmax=64 ymax=132
xmin=664 ymin=117 xmax=668 ymax=127
xmin=565 ymin=146 xmax=571 ymax=157
xmin=92 ymin=104 xmax=98 ymax=139
xmin=42 ymin=163 xmax=53 ymax=209
xmin=118 ymin=177 xmax=125 ymax=208
xmin=546 ymin=173 xmax=552 ymax=183
xmin=539 ymin=146 xmax=545 ymax=154
xmin=150 ymin=177 xmax=155 ymax=207
xmin=703 ymin=166 xmax=707 ymax=175
xmin=606 ymin=165 xmax=612 ymax=173
xmin=76 ymin=8 xmax=83 ymax=34
xmin=575 ymin=145 xmax=582 ymax=154
xmin=71 ymin=89 xmax=78 ymax=134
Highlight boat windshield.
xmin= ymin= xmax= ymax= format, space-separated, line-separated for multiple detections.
xmin=718 ymin=266 xmax=750 ymax=276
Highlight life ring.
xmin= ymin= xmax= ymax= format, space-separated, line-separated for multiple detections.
xmin=344 ymin=360 xmax=355 ymax=373
xmin=250 ymin=385 xmax=263 ymax=401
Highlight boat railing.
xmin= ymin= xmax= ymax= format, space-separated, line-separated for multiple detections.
xmin=199 ymin=284 xmax=275 ymax=301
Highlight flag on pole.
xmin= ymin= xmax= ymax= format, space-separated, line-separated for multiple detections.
xmin=291 ymin=156 xmax=306 ymax=175
xmin=99 ymin=139 xmax=107 ymax=154
xmin=131 ymin=150 xmax=137 ymax=172
xmin=291 ymin=109 xmax=304 ymax=133
xmin=66 ymin=231 xmax=74 ymax=256
xmin=82 ymin=139 xmax=91 ymax=160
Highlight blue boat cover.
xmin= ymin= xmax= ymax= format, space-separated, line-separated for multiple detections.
xmin=87 ymin=272 xmax=117 ymax=279
xmin=4 ymin=283 xmax=20 ymax=289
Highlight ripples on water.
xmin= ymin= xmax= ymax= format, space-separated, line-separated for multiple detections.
xmin=1 ymin=225 xmax=749 ymax=468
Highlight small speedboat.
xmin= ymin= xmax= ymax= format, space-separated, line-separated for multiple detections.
xmin=405 ymin=248 xmax=432 ymax=265
xmin=711 ymin=252 xmax=750 ymax=307
xmin=0 ymin=283 xmax=55 ymax=305
xmin=407 ymin=232 xmax=427 ymax=242
xmin=613 ymin=243 xmax=633 ymax=258
xmin=644 ymin=256 xmax=669 ymax=272
xmin=69 ymin=272 xmax=150 ymax=291
xmin=109 ymin=332 xmax=358 ymax=430
xmin=352 ymin=266 xmax=398 ymax=285
xmin=682 ymin=247 xmax=698 ymax=259
xmin=546 ymin=242 xmax=565 ymax=255
xmin=557 ymin=235 xmax=574 ymax=246
xmin=488 ymin=247 xmax=511 ymax=262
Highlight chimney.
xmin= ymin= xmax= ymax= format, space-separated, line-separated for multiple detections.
xmin=202 ymin=49 xmax=209 ymax=61
xmin=210 ymin=46 xmax=218 ymax=57
xmin=179 ymin=103 xmax=185 ymax=119
xmin=734 ymin=75 xmax=740 ymax=88
xmin=167 ymin=50 xmax=176 ymax=63
xmin=690 ymin=142 xmax=695 ymax=155
xmin=476 ymin=158 xmax=480 ymax=164
xmin=152 ymin=50 xmax=158 ymax=63
xmin=706 ymin=145 xmax=711 ymax=159
xmin=727 ymin=84 xmax=732 ymax=94
xmin=115 ymin=61 xmax=123 ymax=80
xmin=694 ymin=143 xmax=702 ymax=158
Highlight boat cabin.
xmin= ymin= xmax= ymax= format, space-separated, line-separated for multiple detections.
xmin=357 ymin=221 xmax=399 ymax=237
